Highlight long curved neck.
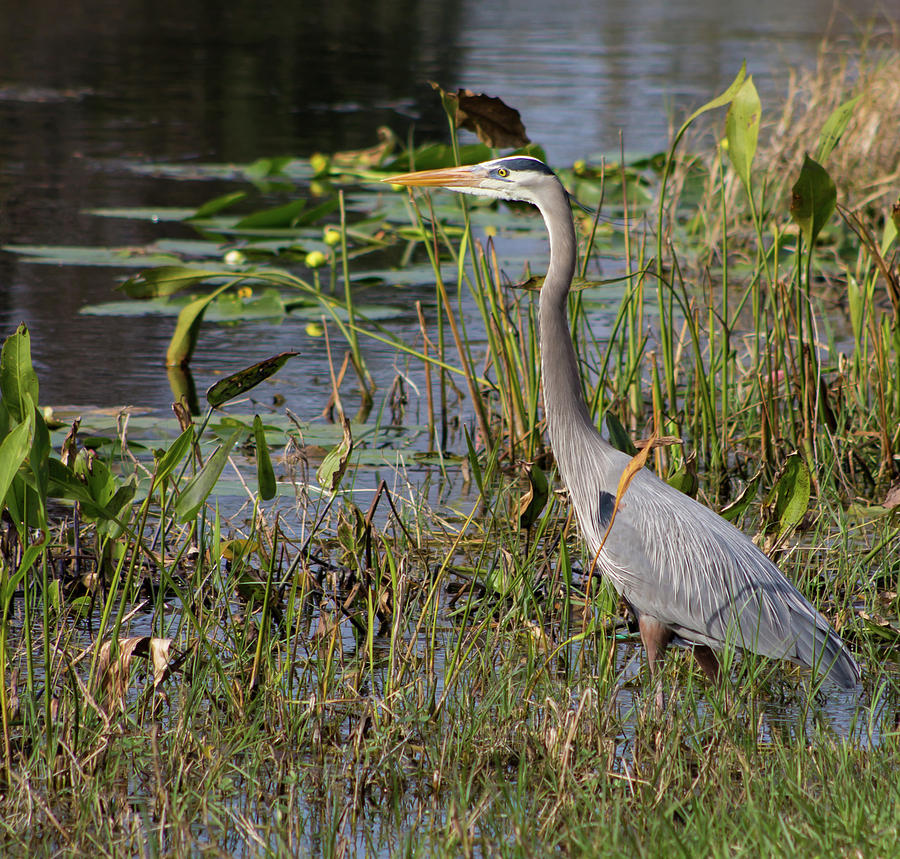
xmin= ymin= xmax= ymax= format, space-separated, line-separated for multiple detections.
xmin=536 ymin=188 xmax=595 ymax=444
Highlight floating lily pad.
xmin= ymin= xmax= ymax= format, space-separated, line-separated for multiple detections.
xmin=127 ymin=158 xmax=314 ymax=183
xmin=284 ymin=301 xmax=406 ymax=322
xmin=85 ymin=207 xmax=196 ymax=222
xmin=81 ymin=288 xmax=287 ymax=321
xmin=3 ymin=244 xmax=181 ymax=267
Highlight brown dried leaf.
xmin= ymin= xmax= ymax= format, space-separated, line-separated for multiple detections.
xmin=883 ymin=482 xmax=900 ymax=510
xmin=431 ymin=83 xmax=530 ymax=149
xmin=331 ymin=126 xmax=399 ymax=168
xmin=60 ymin=418 xmax=81 ymax=467
xmin=858 ymin=610 xmax=900 ymax=641
xmin=582 ymin=430 xmax=657 ymax=629
xmin=96 ymin=635 xmax=173 ymax=709
xmin=516 ymin=462 xmax=548 ymax=530
xmin=6 ymin=669 xmax=19 ymax=724
xmin=172 ymin=397 xmax=193 ymax=433
xmin=149 ymin=638 xmax=172 ymax=688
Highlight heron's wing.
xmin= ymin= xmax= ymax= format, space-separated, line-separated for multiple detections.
xmin=578 ymin=465 xmax=857 ymax=687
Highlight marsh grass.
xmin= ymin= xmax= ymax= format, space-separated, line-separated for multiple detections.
xmin=1 ymin=41 xmax=900 ymax=857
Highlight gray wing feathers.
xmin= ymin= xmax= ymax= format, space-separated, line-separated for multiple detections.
xmin=563 ymin=440 xmax=859 ymax=688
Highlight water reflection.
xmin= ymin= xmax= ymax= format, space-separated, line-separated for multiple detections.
xmin=0 ymin=0 xmax=887 ymax=408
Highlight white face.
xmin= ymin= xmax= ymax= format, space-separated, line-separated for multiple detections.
xmin=453 ymin=157 xmax=556 ymax=205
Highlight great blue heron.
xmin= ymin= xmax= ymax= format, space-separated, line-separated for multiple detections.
xmin=384 ymin=156 xmax=860 ymax=693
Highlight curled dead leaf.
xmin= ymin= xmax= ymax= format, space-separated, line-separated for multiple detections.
xmin=858 ymin=610 xmax=900 ymax=642
xmin=316 ymin=414 xmax=353 ymax=493
xmin=96 ymin=636 xmax=173 ymax=709
xmin=523 ymin=619 xmax=551 ymax=652
xmin=331 ymin=126 xmax=399 ymax=168
xmin=883 ymin=483 xmax=900 ymax=510
xmin=430 ymin=83 xmax=530 ymax=149
xmin=60 ymin=418 xmax=81 ymax=467
xmin=516 ymin=462 xmax=549 ymax=529
xmin=582 ymin=429 xmax=657 ymax=631
xmin=6 ymin=669 xmax=19 ymax=724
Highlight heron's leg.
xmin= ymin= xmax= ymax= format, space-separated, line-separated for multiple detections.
xmin=693 ymin=645 xmax=720 ymax=683
xmin=638 ymin=616 xmax=673 ymax=711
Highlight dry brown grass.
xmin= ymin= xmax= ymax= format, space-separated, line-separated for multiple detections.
xmin=769 ymin=39 xmax=900 ymax=211
xmin=690 ymin=28 xmax=900 ymax=244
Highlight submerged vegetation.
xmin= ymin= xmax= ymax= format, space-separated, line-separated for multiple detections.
xmin=1 ymin=44 xmax=899 ymax=856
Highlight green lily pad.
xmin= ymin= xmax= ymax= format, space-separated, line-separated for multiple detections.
xmin=81 ymin=288 xmax=288 ymax=321
xmin=3 ymin=244 xmax=181 ymax=267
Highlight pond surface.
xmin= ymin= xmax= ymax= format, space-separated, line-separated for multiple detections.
xmin=0 ymin=0 xmax=888 ymax=412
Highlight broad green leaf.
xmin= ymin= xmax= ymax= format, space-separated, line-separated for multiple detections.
xmin=153 ymin=426 xmax=196 ymax=486
xmin=206 ymin=351 xmax=299 ymax=408
xmin=29 ymin=402 xmax=50 ymax=499
xmin=0 ymin=410 xmax=33 ymax=509
xmin=771 ymin=454 xmax=811 ymax=537
xmin=845 ymin=273 xmax=875 ymax=344
xmin=3 ymin=474 xmax=43 ymax=531
xmin=47 ymin=459 xmax=129 ymax=520
xmin=102 ymin=477 xmax=137 ymax=520
xmin=605 ymin=412 xmax=637 ymax=456
xmin=187 ymin=191 xmax=248 ymax=220
xmin=725 ymin=76 xmax=761 ymax=197
xmin=1 ymin=542 xmax=43 ymax=605
xmin=235 ymin=198 xmax=307 ymax=230
xmin=46 ymin=579 xmax=62 ymax=616
xmin=316 ymin=416 xmax=353 ymax=493
xmin=463 ymin=426 xmax=484 ymax=496
xmin=666 ymin=461 xmax=698 ymax=497
xmin=73 ymin=452 xmax=119 ymax=511
xmin=253 ymin=414 xmax=276 ymax=501
xmin=48 ymin=458 xmax=97 ymax=506
xmin=166 ymin=366 xmax=199 ymax=415
xmin=790 ymin=154 xmax=837 ymax=247
xmin=120 ymin=265 xmax=226 ymax=299
xmin=1 ymin=324 xmax=39 ymax=423
xmin=244 ymin=156 xmax=294 ymax=180
xmin=176 ymin=429 xmax=242 ymax=521
xmin=815 ymin=95 xmax=860 ymax=162
xmin=165 ymin=283 xmax=232 ymax=367
xmin=720 ymin=469 xmax=763 ymax=523
xmin=294 ymin=196 xmax=340 ymax=226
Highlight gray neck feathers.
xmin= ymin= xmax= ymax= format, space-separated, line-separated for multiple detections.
xmin=536 ymin=188 xmax=596 ymax=452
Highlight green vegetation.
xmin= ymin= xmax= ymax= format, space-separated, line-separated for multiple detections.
xmin=1 ymin=46 xmax=899 ymax=856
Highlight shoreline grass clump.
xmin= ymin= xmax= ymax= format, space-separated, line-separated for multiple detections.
xmin=1 ymin=40 xmax=900 ymax=855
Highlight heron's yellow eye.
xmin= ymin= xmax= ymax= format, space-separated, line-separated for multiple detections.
xmin=497 ymin=167 xmax=509 ymax=178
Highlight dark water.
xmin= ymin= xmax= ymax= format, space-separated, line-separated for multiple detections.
xmin=0 ymin=0 xmax=888 ymax=413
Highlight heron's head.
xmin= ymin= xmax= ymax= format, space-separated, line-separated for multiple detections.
xmin=383 ymin=156 xmax=560 ymax=207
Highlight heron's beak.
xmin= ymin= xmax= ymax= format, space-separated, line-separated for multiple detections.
xmin=382 ymin=164 xmax=487 ymax=189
